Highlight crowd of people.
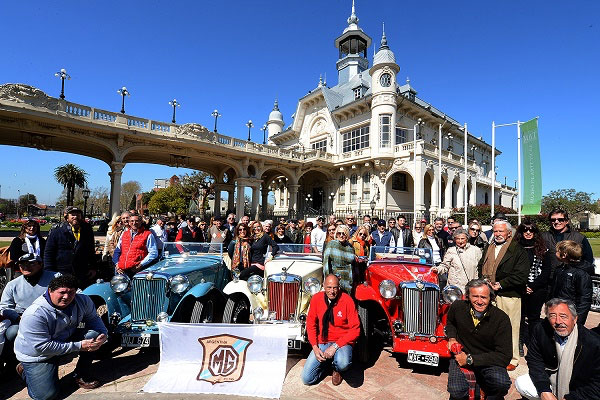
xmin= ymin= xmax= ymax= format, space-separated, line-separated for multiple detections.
xmin=0 ymin=205 xmax=598 ymax=399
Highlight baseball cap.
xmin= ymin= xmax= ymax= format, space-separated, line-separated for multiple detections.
xmin=377 ymin=219 xmax=387 ymax=227
xmin=64 ymin=206 xmax=82 ymax=215
xmin=18 ymin=253 xmax=42 ymax=264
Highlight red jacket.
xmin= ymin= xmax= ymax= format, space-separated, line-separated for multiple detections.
xmin=118 ymin=228 xmax=152 ymax=270
xmin=306 ymin=292 xmax=360 ymax=348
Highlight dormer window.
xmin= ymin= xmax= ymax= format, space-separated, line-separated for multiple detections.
xmin=354 ymin=87 xmax=362 ymax=100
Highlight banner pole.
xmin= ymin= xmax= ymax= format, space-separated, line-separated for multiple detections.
xmin=517 ymin=120 xmax=522 ymax=225
xmin=491 ymin=121 xmax=495 ymax=221
xmin=464 ymin=123 xmax=468 ymax=224
xmin=438 ymin=123 xmax=442 ymax=217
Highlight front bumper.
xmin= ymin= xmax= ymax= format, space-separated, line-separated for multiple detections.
xmin=115 ymin=322 xmax=161 ymax=348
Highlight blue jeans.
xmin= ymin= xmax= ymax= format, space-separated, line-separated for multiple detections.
xmin=301 ymin=343 xmax=353 ymax=385
xmin=21 ymin=329 xmax=100 ymax=400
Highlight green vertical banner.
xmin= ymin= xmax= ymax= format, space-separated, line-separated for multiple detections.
xmin=521 ymin=118 xmax=542 ymax=214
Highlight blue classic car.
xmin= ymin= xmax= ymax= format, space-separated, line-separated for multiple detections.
xmin=83 ymin=242 xmax=229 ymax=348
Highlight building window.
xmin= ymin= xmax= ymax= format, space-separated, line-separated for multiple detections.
xmin=311 ymin=139 xmax=327 ymax=151
xmin=380 ymin=73 xmax=391 ymax=87
xmin=339 ymin=193 xmax=346 ymax=203
xmin=395 ymin=127 xmax=407 ymax=144
xmin=362 ymin=172 xmax=370 ymax=186
xmin=380 ymin=114 xmax=391 ymax=147
xmin=350 ymin=174 xmax=357 ymax=190
xmin=391 ymin=172 xmax=408 ymax=191
xmin=354 ymin=87 xmax=362 ymax=100
xmin=342 ymin=126 xmax=369 ymax=153
xmin=338 ymin=175 xmax=346 ymax=195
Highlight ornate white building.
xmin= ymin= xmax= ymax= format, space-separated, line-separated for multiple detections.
xmin=267 ymin=3 xmax=516 ymax=220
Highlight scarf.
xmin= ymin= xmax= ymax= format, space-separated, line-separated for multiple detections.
xmin=24 ymin=235 xmax=40 ymax=257
xmin=232 ymin=240 xmax=250 ymax=271
xmin=481 ymin=236 xmax=513 ymax=282
xmin=550 ymin=324 xmax=577 ymax=400
xmin=321 ymin=292 xmax=339 ymax=341
xmin=350 ymin=237 xmax=368 ymax=257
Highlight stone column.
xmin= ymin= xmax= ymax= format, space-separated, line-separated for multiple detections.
xmin=457 ymin=173 xmax=465 ymax=209
xmin=251 ymin=183 xmax=260 ymax=220
xmin=445 ymin=171 xmax=454 ymax=212
xmin=469 ymin=176 xmax=477 ymax=206
xmin=261 ymin=185 xmax=269 ymax=219
xmin=288 ymin=184 xmax=300 ymax=214
xmin=227 ymin=189 xmax=235 ymax=213
xmin=109 ymin=161 xmax=125 ymax=218
xmin=430 ymin=167 xmax=439 ymax=214
xmin=235 ymin=179 xmax=247 ymax=217
xmin=414 ymin=156 xmax=425 ymax=213
xmin=213 ymin=185 xmax=222 ymax=217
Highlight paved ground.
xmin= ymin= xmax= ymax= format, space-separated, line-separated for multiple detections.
xmin=4 ymin=312 xmax=598 ymax=400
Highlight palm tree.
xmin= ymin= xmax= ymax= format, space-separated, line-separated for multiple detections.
xmin=54 ymin=164 xmax=88 ymax=206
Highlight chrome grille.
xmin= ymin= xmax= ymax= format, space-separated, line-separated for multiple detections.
xmin=402 ymin=285 xmax=439 ymax=335
xmin=267 ymin=274 xmax=301 ymax=321
xmin=131 ymin=278 xmax=167 ymax=321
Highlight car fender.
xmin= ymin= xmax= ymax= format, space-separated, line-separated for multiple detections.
xmin=354 ymin=284 xmax=392 ymax=319
xmin=83 ymin=282 xmax=130 ymax=320
xmin=223 ymin=280 xmax=266 ymax=310
xmin=172 ymin=281 xmax=226 ymax=318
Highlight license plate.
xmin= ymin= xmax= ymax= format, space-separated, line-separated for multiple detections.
xmin=407 ymin=350 xmax=439 ymax=366
xmin=287 ymin=339 xmax=301 ymax=350
xmin=121 ymin=333 xmax=151 ymax=348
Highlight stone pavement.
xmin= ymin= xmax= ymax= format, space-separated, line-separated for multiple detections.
xmin=5 ymin=312 xmax=599 ymax=400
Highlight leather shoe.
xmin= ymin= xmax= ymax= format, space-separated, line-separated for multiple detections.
xmin=332 ymin=370 xmax=342 ymax=386
xmin=506 ymin=364 xmax=517 ymax=371
xmin=16 ymin=363 xmax=24 ymax=379
xmin=74 ymin=375 xmax=101 ymax=389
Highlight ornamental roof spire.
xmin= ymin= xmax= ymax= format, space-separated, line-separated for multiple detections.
xmin=347 ymin=0 xmax=359 ymax=26
xmin=380 ymin=22 xmax=389 ymax=50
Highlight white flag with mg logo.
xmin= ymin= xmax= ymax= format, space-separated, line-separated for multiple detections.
xmin=143 ymin=322 xmax=289 ymax=398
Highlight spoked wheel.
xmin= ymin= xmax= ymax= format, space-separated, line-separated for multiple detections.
xmin=190 ymin=298 xmax=214 ymax=323
xmin=592 ymin=276 xmax=600 ymax=312
xmin=357 ymin=302 xmax=371 ymax=364
xmin=223 ymin=297 xmax=251 ymax=324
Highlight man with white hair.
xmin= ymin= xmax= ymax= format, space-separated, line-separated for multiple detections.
xmin=477 ymin=220 xmax=529 ymax=370
xmin=515 ymin=298 xmax=600 ymax=399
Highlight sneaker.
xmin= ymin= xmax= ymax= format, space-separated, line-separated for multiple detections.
xmin=332 ymin=370 xmax=342 ymax=386
xmin=74 ymin=374 xmax=101 ymax=389
xmin=15 ymin=363 xmax=24 ymax=379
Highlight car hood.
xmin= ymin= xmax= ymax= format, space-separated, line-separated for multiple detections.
xmin=134 ymin=254 xmax=222 ymax=278
xmin=368 ymin=261 xmax=438 ymax=285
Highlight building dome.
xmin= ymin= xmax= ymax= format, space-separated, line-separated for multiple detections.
xmin=372 ymin=26 xmax=396 ymax=67
xmin=268 ymin=99 xmax=283 ymax=123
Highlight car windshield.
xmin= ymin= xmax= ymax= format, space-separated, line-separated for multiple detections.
xmin=369 ymin=246 xmax=433 ymax=266
xmin=162 ymin=242 xmax=223 ymax=258
xmin=269 ymin=244 xmax=322 ymax=260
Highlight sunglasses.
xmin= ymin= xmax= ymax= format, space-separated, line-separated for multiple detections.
xmin=550 ymin=218 xmax=566 ymax=223
xmin=336 ymin=232 xmax=347 ymax=237
xmin=469 ymin=227 xmax=480 ymax=232
xmin=522 ymin=226 xmax=536 ymax=233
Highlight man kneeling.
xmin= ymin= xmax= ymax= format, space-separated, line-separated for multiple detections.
xmin=446 ymin=279 xmax=512 ymax=400
xmin=515 ymin=298 xmax=600 ymax=399
xmin=14 ymin=274 xmax=108 ymax=400
xmin=301 ymin=274 xmax=360 ymax=386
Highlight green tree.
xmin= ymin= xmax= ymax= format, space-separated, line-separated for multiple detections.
xmin=54 ymin=164 xmax=88 ymax=206
xmin=147 ymin=185 xmax=189 ymax=215
xmin=180 ymin=171 xmax=215 ymax=219
xmin=541 ymin=189 xmax=599 ymax=217
xmin=120 ymin=181 xmax=142 ymax=211
xmin=18 ymin=193 xmax=38 ymax=215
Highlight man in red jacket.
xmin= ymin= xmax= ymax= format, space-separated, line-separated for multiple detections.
xmin=113 ymin=212 xmax=158 ymax=277
xmin=301 ymin=274 xmax=360 ymax=386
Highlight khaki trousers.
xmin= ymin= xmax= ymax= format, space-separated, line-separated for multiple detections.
xmin=495 ymin=295 xmax=521 ymax=366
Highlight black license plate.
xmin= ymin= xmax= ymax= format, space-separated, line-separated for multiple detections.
xmin=121 ymin=333 xmax=151 ymax=348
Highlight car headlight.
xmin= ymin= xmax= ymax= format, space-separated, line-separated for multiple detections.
xmin=442 ymin=285 xmax=463 ymax=303
xmin=110 ymin=274 xmax=130 ymax=293
xmin=170 ymin=275 xmax=190 ymax=294
xmin=304 ymin=277 xmax=321 ymax=295
xmin=157 ymin=312 xmax=169 ymax=322
xmin=247 ymin=275 xmax=263 ymax=294
xmin=379 ymin=279 xmax=397 ymax=299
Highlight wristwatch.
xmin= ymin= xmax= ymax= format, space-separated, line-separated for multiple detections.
xmin=466 ymin=354 xmax=473 ymax=366
xmin=332 ymin=343 xmax=339 ymax=350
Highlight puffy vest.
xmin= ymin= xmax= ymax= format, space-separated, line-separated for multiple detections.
xmin=119 ymin=228 xmax=152 ymax=270
xmin=179 ymin=226 xmax=204 ymax=242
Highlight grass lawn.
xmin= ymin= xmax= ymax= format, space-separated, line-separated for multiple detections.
xmin=0 ymin=241 xmax=11 ymax=248
xmin=590 ymin=238 xmax=600 ymax=257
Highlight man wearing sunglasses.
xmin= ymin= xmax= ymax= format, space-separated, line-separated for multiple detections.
xmin=540 ymin=208 xmax=594 ymax=281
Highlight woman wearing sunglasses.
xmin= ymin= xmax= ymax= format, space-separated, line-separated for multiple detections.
xmin=322 ymin=225 xmax=355 ymax=293
xmin=322 ymin=224 xmax=337 ymax=253
xmin=467 ymin=221 xmax=487 ymax=249
xmin=349 ymin=225 xmax=371 ymax=285
xmin=514 ymin=218 xmax=552 ymax=350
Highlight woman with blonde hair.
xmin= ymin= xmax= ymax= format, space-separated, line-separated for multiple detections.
xmin=322 ymin=224 xmax=355 ymax=293
xmin=417 ymin=224 xmax=445 ymax=265
xmin=350 ymin=224 xmax=371 ymax=284
xmin=102 ymin=214 xmax=123 ymax=263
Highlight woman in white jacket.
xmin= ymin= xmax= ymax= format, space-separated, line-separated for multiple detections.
xmin=431 ymin=228 xmax=482 ymax=290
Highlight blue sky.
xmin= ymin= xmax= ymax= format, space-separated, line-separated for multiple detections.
xmin=1 ymin=1 xmax=599 ymax=204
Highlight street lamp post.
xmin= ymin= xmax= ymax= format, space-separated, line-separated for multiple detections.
xmin=246 ymin=120 xmax=254 ymax=141
xmin=117 ymin=87 xmax=130 ymax=114
xmin=54 ymin=68 xmax=71 ymax=99
xmin=329 ymin=192 xmax=335 ymax=214
xmin=211 ymin=110 xmax=222 ymax=132
xmin=412 ymin=118 xmax=424 ymax=225
xmin=82 ymin=187 xmax=90 ymax=219
xmin=169 ymin=99 xmax=180 ymax=123
xmin=17 ymin=189 xmax=21 ymax=219
xmin=261 ymin=124 xmax=267 ymax=145
xmin=370 ymin=198 xmax=376 ymax=216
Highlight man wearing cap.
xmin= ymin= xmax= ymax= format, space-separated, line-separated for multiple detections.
xmin=285 ymin=219 xmax=303 ymax=244
xmin=0 ymin=254 xmax=56 ymax=369
xmin=44 ymin=206 xmax=96 ymax=288
xmin=371 ymin=220 xmax=396 ymax=248
xmin=175 ymin=216 xmax=207 ymax=242
xmin=311 ymin=216 xmax=327 ymax=252
xmin=209 ymin=216 xmax=232 ymax=252
xmin=113 ymin=212 xmax=158 ymax=277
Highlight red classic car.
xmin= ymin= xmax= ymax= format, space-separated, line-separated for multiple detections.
xmin=354 ymin=246 xmax=463 ymax=367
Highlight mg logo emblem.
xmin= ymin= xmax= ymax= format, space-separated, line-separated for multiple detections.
xmin=197 ymin=334 xmax=253 ymax=384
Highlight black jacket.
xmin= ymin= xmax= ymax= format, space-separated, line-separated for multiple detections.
xmin=9 ymin=236 xmax=46 ymax=263
xmin=418 ymin=236 xmax=445 ymax=261
xmin=541 ymin=227 xmax=594 ymax=278
xmin=285 ymin=228 xmax=303 ymax=244
xmin=477 ymin=239 xmax=530 ymax=298
xmin=43 ymin=222 xmax=95 ymax=277
xmin=250 ymin=234 xmax=279 ymax=265
xmin=390 ymin=227 xmax=414 ymax=248
xmin=525 ymin=319 xmax=600 ymax=400
xmin=177 ymin=226 xmax=206 ymax=242
xmin=446 ymin=300 xmax=512 ymax=368
xmin=523 ymin=246 xmax=553 ymax=292
xmin=549 ymin=260 xmax=593 ymax=324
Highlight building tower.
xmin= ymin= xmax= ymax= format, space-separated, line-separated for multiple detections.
xmin=266 ymin=99 xmax=284 ymax=144
xmin=334 ymin=0 xmax=372 ymax=85
xmin=369 ymin=25 xmax=400 ymax=157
